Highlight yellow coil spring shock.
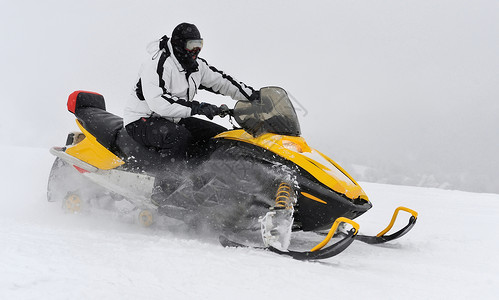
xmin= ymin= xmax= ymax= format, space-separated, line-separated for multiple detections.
xmin=274 ymin=182 xmax=294 ymax=210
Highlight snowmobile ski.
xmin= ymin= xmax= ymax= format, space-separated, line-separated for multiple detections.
xmin=220 ymin=217 xmax=360 ymax=261
xmin=219 ymin=230 xmax=357 ymax=261
xmin=356 ymin=206 xmax=418 ymax=244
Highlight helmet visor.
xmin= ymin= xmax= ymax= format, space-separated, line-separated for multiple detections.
xmin=185 ymin=39 xmax=203 ymax=51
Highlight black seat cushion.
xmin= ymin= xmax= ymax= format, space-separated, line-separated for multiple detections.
xmin=68 ymin=90 xmax=106 ymax=114
xmin=76 ymin=107 xmax=124 ymax=151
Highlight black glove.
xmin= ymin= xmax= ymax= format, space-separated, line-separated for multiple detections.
xmin=191 ymin=102 xmax=222 ymax=120
xmin=248 ymin=90 xmax=260 ymax=101
xmin=219 ymin=104 xmax=231 ymax=117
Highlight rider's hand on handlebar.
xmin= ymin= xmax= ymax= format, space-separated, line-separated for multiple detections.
xmin=191 ymin=102 xmax=230 ymax=120
xmin=248 ymin=90 xmax=260 ymax=101
xmin=218 ymin=104 xmax=231 ymax=118
xmin=248 ymin=91 xmax=260 ymax=101
xmin=191 ymin=102 xmax=219 ymax=120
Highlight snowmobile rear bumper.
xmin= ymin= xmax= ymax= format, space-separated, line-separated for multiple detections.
xmin=50 ymin=147 xmax=98 ymax=173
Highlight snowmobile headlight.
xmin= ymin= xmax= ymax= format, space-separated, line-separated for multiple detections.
xmin=282 ymin=140 xmax=303 ymax=153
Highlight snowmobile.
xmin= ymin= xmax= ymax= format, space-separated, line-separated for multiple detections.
xmin=47 ymin=87 xmax=418 ymax=260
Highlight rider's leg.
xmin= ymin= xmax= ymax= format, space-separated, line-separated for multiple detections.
xmin=179 ymin=117 xmax=227 ymax=158
xmin=125 ymin=117 xmax=192 ymax=159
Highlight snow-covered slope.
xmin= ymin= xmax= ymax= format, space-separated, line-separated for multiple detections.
xmin=1 ymin=145 xmax=498 ymax=299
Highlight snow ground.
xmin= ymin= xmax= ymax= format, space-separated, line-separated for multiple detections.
xmin=0 ymin=145 xmax=498 ymax=299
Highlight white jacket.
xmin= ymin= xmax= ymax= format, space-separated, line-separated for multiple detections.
xmin=124 ymin=39 xmax=255 ymax=125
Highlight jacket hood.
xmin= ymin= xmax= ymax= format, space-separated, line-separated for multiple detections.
xmin=146 ymin=38 xmax=185 ymax=72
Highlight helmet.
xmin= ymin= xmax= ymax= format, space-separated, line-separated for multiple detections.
xmin=171 ymin=23 xmax=203 ymax=71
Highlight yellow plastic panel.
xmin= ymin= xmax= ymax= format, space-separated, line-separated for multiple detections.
xmin=215 ymin=130 xmax=369 ymax=201
xmin=301 ymin=192 xmax=327 ymax=204
xmin=65 ymin=120 xmax=124 ymax=170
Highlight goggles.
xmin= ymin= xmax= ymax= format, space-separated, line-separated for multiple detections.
xmin=185 ymin=39 xmax=203 ymax=51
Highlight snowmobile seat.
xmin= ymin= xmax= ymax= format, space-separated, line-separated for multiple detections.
xmin=67 ymin=91 xmax=165 ymax=170
xmin=67 ymin=91 xmax=124 ymax=151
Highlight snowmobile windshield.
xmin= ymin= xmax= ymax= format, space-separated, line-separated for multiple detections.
xmin=234 ymin=87 xmax=301 ymax=137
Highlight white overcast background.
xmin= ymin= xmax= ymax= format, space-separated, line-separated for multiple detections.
xmin=1 ymin=0 xmax=498 ymax=193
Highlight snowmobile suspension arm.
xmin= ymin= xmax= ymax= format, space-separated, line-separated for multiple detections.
xmin=310 ymin=217 xmax=359 ymax=252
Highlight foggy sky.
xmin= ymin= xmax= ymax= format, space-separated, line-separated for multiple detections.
xmin=1 ymin=0 xmax=497 ymax=193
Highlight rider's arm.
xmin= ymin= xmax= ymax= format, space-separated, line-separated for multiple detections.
xmin=197 ymin=58 xmax=255 ymax=101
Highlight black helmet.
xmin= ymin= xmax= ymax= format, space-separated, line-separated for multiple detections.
xmin=171 ymin=23 xmax=203 ymax=72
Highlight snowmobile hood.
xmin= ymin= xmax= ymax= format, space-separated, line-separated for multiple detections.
xmin=215 ymin=130 xmax=369 ymax=201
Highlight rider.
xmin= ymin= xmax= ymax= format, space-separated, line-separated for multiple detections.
xmin=124 ymin=22 xmax=259 ymax=160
